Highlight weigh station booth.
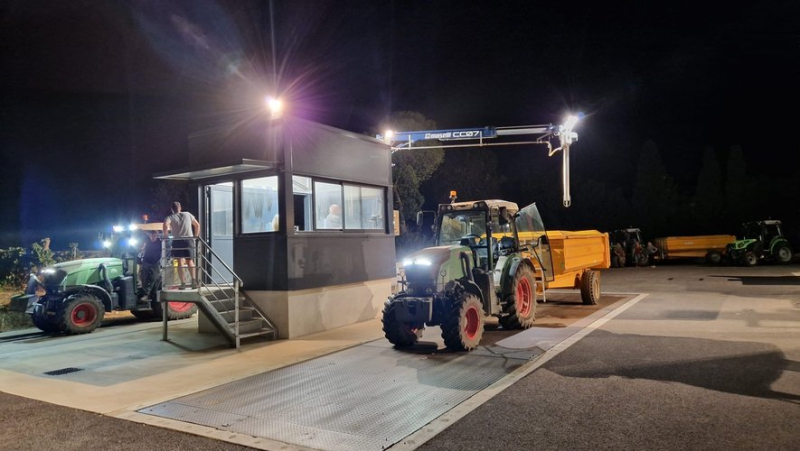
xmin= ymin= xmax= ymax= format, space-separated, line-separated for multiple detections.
xmin=155 ymin=117 xmax=396 ymax=338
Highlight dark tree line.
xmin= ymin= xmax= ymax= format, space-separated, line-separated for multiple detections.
xmin=408 ymin=137 xmax=800 ymax=245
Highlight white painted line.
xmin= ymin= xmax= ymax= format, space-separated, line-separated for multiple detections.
xmin=390 ymin=293 xmax=650 ymax=451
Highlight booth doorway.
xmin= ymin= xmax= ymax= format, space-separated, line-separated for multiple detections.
xmin=206 ymin=182 xmax=234 ymax=283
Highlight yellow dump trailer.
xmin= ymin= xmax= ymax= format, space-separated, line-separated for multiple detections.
xmin=653 ymin=234 xmax=736 ymax=264
xmin=517 ymin=230 xmax=611 ymax=302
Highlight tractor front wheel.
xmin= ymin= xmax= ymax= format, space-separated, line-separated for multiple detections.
xmin=499 ymin=265 xmax=537 ymax=330
xmin=741 ymin=251 xmax=758 ymax=267
xmin=59 ymin=294 xmax=104 ymax=335
xmin=775 ymin=244 xmax=793 ymax=264
xmin=580 ymin=270 xmax=601 ymax=305
xmin=382 ymin=300 xmax=420 ymax=348
xmin=441 ymin=292 xmax=484 ymax=351
xmin=31 ymin=304 xmax=59 ymax=333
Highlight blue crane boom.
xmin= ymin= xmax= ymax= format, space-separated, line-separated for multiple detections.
xmin=377 ymin=120 xmax=579 ymax=207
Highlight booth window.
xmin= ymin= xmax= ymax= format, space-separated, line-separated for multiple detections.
xmin=242 ymin=176 xmax=279 ymax=233
xmin=344 ymin=185 xmax=384 ymax=230
xmin=315 ymin=181 xmax=343 ymax=229
xmin=293 ymin=176 xmax=313 ymax=231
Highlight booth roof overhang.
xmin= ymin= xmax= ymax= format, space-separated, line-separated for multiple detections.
xmin=153 ymin=159 xmax=276 ymax=181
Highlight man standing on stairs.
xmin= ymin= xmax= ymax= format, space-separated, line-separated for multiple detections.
xmin=163 ymin=201 xmax=201 ymax=290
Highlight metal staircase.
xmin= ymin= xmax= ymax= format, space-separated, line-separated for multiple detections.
xmin=158 ymin=237 xmax=278 ymax=349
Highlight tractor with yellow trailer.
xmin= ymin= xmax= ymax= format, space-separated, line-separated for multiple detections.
xmin=653 ymin=234 xmax=737 ymax=265
xmin=383 ymin=199 xmax=610 ymax=351
xmin=379 ymin=115 xmax=599 ymax=351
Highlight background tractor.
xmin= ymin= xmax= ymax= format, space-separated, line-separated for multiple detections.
xmin=726 ymin=220 xmax=793 ymax=266
xmin=383 ymin=199 xmax=608 ymax=351
xmin=609 ymin=228 xmax=649 ymax=267
xmin=10 ymin=223 xmax=197 ymax=334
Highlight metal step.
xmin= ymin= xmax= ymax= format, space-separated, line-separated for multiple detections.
xmin=219 ymin=307 xmax=255 ymax=323
xmin=206 ymin=298 xmax=238 ymax=313
xmin=231 ymin=318 xmax=267 ymax=335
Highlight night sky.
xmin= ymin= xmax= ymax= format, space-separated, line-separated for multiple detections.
xmin=2 ymin=0 xmax=800 ymax=249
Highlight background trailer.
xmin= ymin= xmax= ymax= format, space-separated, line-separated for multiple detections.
xmin=156 ymin=117 xmax=396 ymax=339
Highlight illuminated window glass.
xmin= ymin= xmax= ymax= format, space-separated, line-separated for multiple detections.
xmin=241 ymin=176 xmax=279 ymax=233
xmin=314 ymin=181 xmax=343 ymax=229
xmin=344 ymin=185 xmax=384 ymax=230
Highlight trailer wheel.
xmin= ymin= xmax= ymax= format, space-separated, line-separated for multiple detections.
xmin=580 ymin=270 xmax=601 ymax=305
xmin=499 ymin=265 xmax=537 ymax=330
xmin=381 ymin=300 xmax=420 ymax=347
xmin=775 ymin=244 xmax=793 ymax=264
xmin=59 ymin=294 xmax=104 ymax=335
xmin=705 ymin=251 xmax=723 ymax=265
xmin=740 ymin=251 xmax=758 ymax=267
xmin=441 ymin=292 xmax=484 ymax=351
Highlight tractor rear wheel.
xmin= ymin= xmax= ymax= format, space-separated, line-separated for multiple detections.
xmin=151 ymin=301 xmax=197 ymax=320
xmin=775 ymin=244 xmax=793 ymax=264
xmin=741 ymin=251 xmax=758 ymax=267
xmin=499 ymin=265 xmax=537 ymax=330
xmin=381 ymin=300 xmax=420 ymax=347
xmin=706 ymin=251 xmax=723 ymax=265
xmin=441 ymin=292 xmax=484 ymax=351
xmin=59 ymin=294 xmax=104 ymax=335
xmin=580 ymin=270 xmax=601 ymax=305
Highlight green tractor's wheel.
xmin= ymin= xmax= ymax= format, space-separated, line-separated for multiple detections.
xmin=59 ymin=294 xmax=105 ymax=335
xmin=31 ymin=305 xmax=59 ymax=333
xmin=775 ymin=244 xmax=793 ymax=264
xmin=499 ymin=265 xmax=537 ymax=330
xmin=142 ymin=277 xmax=197 ymax=320
xmin=580 ymin=270 xmax=601 ymax=305
xmin=706 ymin=251 xmax=723 ymax=266
xmin=381 ymin=300 xmax=420 ymax=347
xmin=741 ymin=251 xmax=758 ymax=267
xmin=152 ymin=301 xmax=197 ymax=320
xmin=441 ymin=292 xmax=484 ymax=351
xmin=634 ymin=252 xmax=649 ymax=267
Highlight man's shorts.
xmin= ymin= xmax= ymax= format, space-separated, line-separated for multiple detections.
xmin=170 ymin=239 xmax=195 ymax=258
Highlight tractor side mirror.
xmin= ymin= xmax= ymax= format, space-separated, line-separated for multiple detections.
xmin=416 ymin=210 xmax=436 ymax=231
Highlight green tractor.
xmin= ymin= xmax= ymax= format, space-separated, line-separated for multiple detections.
xmin=384 ymin=200 xmax=551 ymax=351
xmin=726 ymin=220 xmax=793 ymax=266
xmin=10 ymin=224 xmax=197 ymax=335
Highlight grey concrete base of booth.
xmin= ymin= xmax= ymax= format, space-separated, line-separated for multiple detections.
xmin=245 ymin=277 xmax=395 ymax=339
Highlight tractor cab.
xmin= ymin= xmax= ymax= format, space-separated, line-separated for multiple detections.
xmin=741 ymin=220 xmax=783 ymax=243
xmin=436 ymin=200 xmax=518 ymax=273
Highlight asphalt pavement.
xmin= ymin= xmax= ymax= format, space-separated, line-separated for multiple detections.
xmin=1 ymin=262 xmax=799 ymax=451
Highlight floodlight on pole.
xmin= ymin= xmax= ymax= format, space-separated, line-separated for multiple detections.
xmin=563 ymin=114 xmax=579 ymax=132
xmin=266 ymin=96 xmax=283 ymax=119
